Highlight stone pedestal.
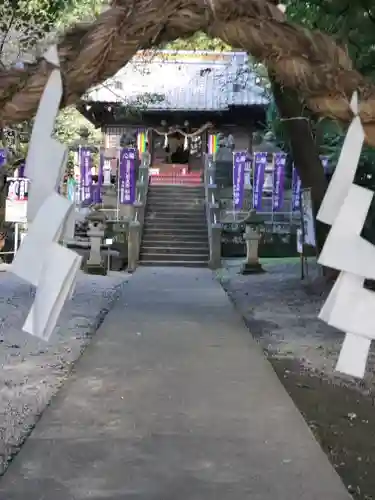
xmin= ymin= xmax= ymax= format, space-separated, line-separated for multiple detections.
xmin=119 ymin=204 xmax=134 ymax=220
xmin=84 ymin=211 xmax=107 ymax=275
xmin=241 ymin=225 xmax=264 ymax=274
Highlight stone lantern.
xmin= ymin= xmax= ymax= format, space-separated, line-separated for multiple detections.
xmin=240 ymin=209 xmax=265 ymax=274
xmin=84 ymin=210 xmax=107 ymax=275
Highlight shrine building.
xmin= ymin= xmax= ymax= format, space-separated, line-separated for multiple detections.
xmin=77 ymin=49 xmax=269 ymax=177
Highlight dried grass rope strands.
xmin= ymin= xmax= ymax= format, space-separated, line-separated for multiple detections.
xmin=1 ymin=0 xmax=375 ymax=145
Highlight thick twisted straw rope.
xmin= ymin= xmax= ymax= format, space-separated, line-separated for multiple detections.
xmin=1 ymin=0 xmax=375 ymax=144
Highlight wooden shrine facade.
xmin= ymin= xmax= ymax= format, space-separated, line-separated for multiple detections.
xmin=77 ymin=50 xmax=269 ymax=172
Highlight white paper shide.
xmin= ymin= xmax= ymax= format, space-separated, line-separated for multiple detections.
xmin=317 ymin=92 xmax=375 ymax=379
xmin=10 ymin=46 xmax=82 ymax=341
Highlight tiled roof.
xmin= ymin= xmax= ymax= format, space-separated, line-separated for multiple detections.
xmin=85 ymin=50 xmax=269 ymax=111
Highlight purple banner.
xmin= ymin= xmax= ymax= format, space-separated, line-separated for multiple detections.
xmin=292 ymin=165 xmax=302 ymax=211
xmin=18 ymin=161 xmax=25 ymax=178
xmin=79 ymin=147 xmax=93 ymax=202
xmin=253 ymin=152 xmax=267 ymax=210
xmin=119 ymin=147 xmax=136 ymax=204
xmin=0 ymin=149 xmax=6 ymax=168
xmin=233 ymin=151 xmax=246 ymax=210
xmin=90 ymin=152 xmax=104 ymax=204
xmin=98 ymin=151 xmax=104 ymax=189
xmin=272 ymin=153 xmax=286 ymax=211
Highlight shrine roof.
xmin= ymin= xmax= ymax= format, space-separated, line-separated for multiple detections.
xmin=84 ymin=50 xmax=269 ymax=111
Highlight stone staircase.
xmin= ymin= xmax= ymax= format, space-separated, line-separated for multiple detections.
xmin=140 ymin=185 xmax=210 ymax=267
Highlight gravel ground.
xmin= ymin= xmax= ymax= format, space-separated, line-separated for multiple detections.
xmin=220 ymin=259 xmax=375 ymax=499
xmin=0 ymin=270 xmax=128 ymax=474
xmin=220 ymin=259 xmax=375 ymax=387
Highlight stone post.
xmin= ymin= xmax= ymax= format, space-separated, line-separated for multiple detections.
xmin=127 ymin=220 xmax=141 ymax=273
xmin=84 ymin=211 xmax=107 ymax=275
xmin=133 ymin=201 xmax=145 ymax=225
xmin=209 ymin=223 xmax=222 ymax=269
xmin=241 ymin=224 xmax=264 ymax=274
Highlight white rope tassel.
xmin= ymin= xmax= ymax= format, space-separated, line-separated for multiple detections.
xmin=163 ymin=134 xmax=168 ymax=149
xmin=184 ymin=135 xmax=188 ymax=150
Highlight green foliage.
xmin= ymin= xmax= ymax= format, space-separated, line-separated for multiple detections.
xmin=163 ymin=32 xmax=231 ymax=52
xmin=54 ymin=107 xmax=101 ymax=145
xmin=0 ymin=0 xmax=106 ymax=166
xmin=285 ymin=0 xmax=375 ymax=77
xmin=279 ymin=0 xmax=375 ymax=171
xmin=0 ymin=0 xmax=98 ymax=66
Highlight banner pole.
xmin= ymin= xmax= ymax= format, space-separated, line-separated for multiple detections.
xmin=116 ymin=148 xmax=120 ymax=221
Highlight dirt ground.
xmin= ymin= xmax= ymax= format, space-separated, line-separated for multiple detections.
xmin=272 ymin=359 xmax=375 ymax=500
xmin=221 ymin=260 xmax=375 ymax=500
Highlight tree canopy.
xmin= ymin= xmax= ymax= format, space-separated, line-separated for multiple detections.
xmin=0 ymin=0 xmax=104 ymax=158
xmin=269 ymin=0 xmax=375 ymax=176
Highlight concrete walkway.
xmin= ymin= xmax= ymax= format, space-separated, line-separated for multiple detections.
xmin=0 ymin=267 xmax=350 ymax=500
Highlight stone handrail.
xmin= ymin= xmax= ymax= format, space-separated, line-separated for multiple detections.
xmin=204 ymin=154 xmax=222 ymax=269
xmin=127 ymin=152 xmax=151 ymax=272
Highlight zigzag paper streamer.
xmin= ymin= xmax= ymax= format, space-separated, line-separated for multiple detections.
xmin=10 ymin=46 xmax=82 ymax=340
xmin=317 ymin=92 xmax=375 ymax=378
xmin=318 ymin=92 xmax=365 ymax=226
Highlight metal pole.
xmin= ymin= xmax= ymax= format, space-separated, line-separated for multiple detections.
xmin=271 ymin=153 xmax=275 ymax=231
xmin=13 ymin=222 xmax=19 ymax=255
xmin=232 ymin=151 xmax=235 ymax=221
xmin=299 ymin=190 xmax=308 ymax=278
xmin=116 ymin=149 xmax=120 ymax=221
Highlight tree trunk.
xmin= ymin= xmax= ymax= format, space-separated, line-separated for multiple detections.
xmin=271 ymin=81 xmax=329 ymax=254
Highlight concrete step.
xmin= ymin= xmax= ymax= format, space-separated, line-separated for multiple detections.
xmin=148 ymin=203 xmax=205 ymax=207
xmin=149 ymin=185 xmax=204 ymax=191
xmin=147 ymin=203 xmax=205 ymax=211
xmin=139 ymin=259 xmax=208 ymax=267
xmin=144 ymin=217 xmax=206 ymax=225
xmin=145 ymin=216 xmax=207 ymax=229
xmin=143 ymin=224 xmax=207 ymax=233
xmin=145 ymin=210 xmax=205 ymax=217
xmin=145 ymin=212 xmax=206 ymax=224
xmin=147 ymin=207 xmax=205 ymax=213
xmin=140 ymin=253 xmax=209 ymax=262
xmin=147 ymin=196 xmax=204 ymax=201
xmin=142 ymin=238 xmax=209 ymax=247
xmin=141 ymin=246 xmax=209 ymax=255
xmin=147 ymin=191 xmax=204 ymax=200
xmin=147 ymin=197 xmax=205 ymax=204
xmin=148 ymin=189 xmax=204 ymax=194
xmin=143 ymin=227 xmax=208 ymax=236
xmin=142 ymin=236 xmax=209 ymax=245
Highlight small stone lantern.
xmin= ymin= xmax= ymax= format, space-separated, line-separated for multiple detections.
xmin=241 ymin=210 xmax=265 ymax=275
xmin=84 ymin=210 xmax=107 ymax=275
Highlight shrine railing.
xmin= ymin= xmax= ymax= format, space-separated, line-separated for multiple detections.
xmin=127 ymin=152 xmax=151 ymax=272
xmin=204 ymin=154 xmax=222 ymax=269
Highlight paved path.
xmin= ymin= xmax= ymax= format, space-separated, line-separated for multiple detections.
xmin=0 ymin=267 xmax=350 ymax=500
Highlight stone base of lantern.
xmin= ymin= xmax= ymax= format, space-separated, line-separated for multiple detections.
xmin=83 ymin=262 xmax=107 ymax=276
xmin=240 ymin=261 xmax=265 ymax=275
